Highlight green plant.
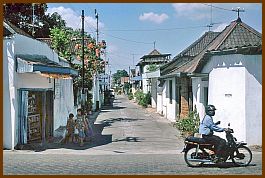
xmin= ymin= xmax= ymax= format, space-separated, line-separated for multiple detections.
xmin=128 ymin=93 xmax=134 ymax=100
xmin=134 ymin=90 xmax=151 ymax=108
xmin=146 ymin=64 xmax=158 ymax=72
xmin=175 ymin=108 xmax=200 ymax=136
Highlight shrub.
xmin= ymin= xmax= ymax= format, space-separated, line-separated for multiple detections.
xmin=134 ymin=90 xmax=144 ymax=102
xmin=145 ymin=92 xmax=151 ymax=105
xmin=128 ymin=93 xmax=134 ymax=100
xmin=175 ymin=108 xmax=200 ymax=136
xmin=134 ymin=90 xmax=151 ymax=108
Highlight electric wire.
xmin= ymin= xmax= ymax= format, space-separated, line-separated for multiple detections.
xmin=201 ymin=3 xmax=235 ymax=12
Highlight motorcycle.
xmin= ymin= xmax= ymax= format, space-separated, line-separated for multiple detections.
xmin=182 ymin=123 xmax=252 ymax=167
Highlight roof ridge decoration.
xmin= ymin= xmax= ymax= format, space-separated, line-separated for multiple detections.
xmin=148 ymin=49 xmax=161 ymax=55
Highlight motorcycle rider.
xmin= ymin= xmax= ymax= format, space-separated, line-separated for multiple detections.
xmin=199 ymin=105 xmax=228 ymax=162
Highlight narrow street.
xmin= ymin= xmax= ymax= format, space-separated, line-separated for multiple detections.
xmin=3 ymin=95 xmax=262 ymax=175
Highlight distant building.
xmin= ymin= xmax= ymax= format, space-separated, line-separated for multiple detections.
xmin=136 ymin=49 xmax=171 ymax=94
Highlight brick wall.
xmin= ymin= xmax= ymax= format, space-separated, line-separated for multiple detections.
xmin=180 ymin=77 xmax=190 ymax=119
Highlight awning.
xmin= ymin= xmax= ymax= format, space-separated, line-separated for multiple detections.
xmin=16 ymin=54 xmax=78 ymax=78
xmin=131 ymin=75 xmax=142 ymax=81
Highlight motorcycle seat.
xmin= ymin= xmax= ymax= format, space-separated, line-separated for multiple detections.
xmin=185 ymin=136 xmax=212 ymax=146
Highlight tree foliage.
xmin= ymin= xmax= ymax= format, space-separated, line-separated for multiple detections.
xmin=147 ymin=64 xmax=158 ymax=72
xmin=4 ymin=3 xmax=66 ymax=38
xmin=112 ymin=70 xmax=129 ymax=84
xmin=49 ymin=26 xmax=107 ymax=90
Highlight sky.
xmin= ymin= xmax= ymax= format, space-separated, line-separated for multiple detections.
xmin=46 ymin=3 xmax=262 ymax=74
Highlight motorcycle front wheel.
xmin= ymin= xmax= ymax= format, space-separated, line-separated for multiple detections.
xmin=184 ymin=147 xmax=206 ymax=167
xmin=232 ymin=146 xmax=252 ymax=166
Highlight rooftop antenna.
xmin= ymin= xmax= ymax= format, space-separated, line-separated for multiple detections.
xmin=153 ymin=41 xmax=156 ymax=49
xmin=205 ymin=4 xmax=224 ymax=32
xmin=206 ymin=4 xmax=213 ymax=31
xmin=232 ymin=7 xmax=245 ymax=21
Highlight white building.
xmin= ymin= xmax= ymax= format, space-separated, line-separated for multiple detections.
xmin=3 ymin=21 xmax=78 ymax=150
xmin=159 ymin=31 xmax=220 ymax=121
xmin=136 ymin=49 xmax=171 ymax=94
xmin=160 ymin=18 xmax=262 ymax=145
xmin=192 ymin=18 xmax=262 ymax=145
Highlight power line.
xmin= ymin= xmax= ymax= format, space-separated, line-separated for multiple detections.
xmin=202 ymin=3 xmax=234 ymax=12
xmin=101 ymin=25 xmax=209 ymax=32
xmin=100 ymin=32 xmax=154 ymax=45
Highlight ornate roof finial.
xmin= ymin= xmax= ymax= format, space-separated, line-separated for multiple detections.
xmin=232 ymin=7 xmax=245 ymax=22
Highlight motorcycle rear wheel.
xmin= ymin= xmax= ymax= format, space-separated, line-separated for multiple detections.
xmin=184 ymin=147 xmax=207 ymax=167
xmin=232 ymin=146 xmax=252 ymax=166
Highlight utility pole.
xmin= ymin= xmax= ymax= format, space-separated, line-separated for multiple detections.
xmin=95 ymin=9 xmax=99 ymax=44
xmin=95 ymin=9 xmax=99 ymax=111
xmin=32 ymin=3 xmax=35 ymax=36
xmin=131 ymin=53 xmax=140 ymax=66
xmin=81 ymin=10 xmax=85 ymax=112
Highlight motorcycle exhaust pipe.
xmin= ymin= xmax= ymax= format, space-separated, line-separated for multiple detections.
xmin=187 ymin=159 xmax=212 ymax=163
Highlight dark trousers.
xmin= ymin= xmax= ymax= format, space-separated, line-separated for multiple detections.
xmin=202 ymin=135 xmax=226 ymax=157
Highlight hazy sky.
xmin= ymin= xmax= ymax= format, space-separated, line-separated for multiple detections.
xmin=47 ymin=3 xmax=262 ymax=73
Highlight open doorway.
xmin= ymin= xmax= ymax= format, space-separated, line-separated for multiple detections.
xmin=18 ymin=90 xmax=54 ymax=145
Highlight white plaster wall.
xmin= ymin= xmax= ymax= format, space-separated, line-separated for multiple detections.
xmin=156 ymin=81 xmax=163 ymax=114
xmin=142 ymin=73 xmax=149 ymax=94
xmin=202 ymin=54 xmax=247 ymax=141
xmin=3 ymin=38 xmax=16 ymax=149
xmin=166 ymin=78 xmax=176 ymax=122
xmin=162 ymin=82 xmax=167 ymax=118
xmin=15 ymin=35 xmax=59 ymax=63
xmin=244 ymin=55 xmax=262 ymax=145
xmin=192 ymin=78 xmax=208 ymax=120
xmin=16 ymin=73 xmax=53 ymax=89
xmin=53 ymin=79 xmax=75 ymax=131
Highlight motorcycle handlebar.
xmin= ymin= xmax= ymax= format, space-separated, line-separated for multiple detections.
xmin=225 ymin=128 xmax=234 ymax=133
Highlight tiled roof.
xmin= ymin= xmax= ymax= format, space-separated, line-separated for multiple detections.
xmin=207 ymin=18 xmax=262 ymax=51
xmin=176 ymin=31 xmax=220 ymax=58
xmin=161 ymin=31 xmax=219 ymax=75
xmin=137 ymin=49 xmax=171 ymax=66
xmin=149 ymin=49 xmax=161 ymax=55
xmin=162 ymin=18 xmax=262 ymax=76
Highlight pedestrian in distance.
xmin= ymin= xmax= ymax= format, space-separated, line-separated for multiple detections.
xmin=75 ymin=108 xmax=88 ymax=146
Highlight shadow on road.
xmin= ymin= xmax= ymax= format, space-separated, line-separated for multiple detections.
xmin=15 ymin=122 xmax=113 ymax=152
xmin=113 ymin=137 xmax=145 ymax=142
xmin=192 ymin=162 xmax=257 ymax=169
xmin=100 ymin=117 xmax=145 ymax=127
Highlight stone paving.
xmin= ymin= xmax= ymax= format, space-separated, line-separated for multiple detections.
xmin=3 ymin=95 xmax=262 ymax=175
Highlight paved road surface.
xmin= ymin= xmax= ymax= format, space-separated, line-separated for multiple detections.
xmin=3 ymin=95 xmax=262 ymax=175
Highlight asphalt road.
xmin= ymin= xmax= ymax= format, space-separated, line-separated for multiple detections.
xmin=3 ymin=95 xmax=262 ymax=175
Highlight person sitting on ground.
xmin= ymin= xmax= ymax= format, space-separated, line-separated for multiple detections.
xmin=75 ymin=108 xmax=88 ymax=146
xmin=64 ymin=113 xmax=75 ymax=144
